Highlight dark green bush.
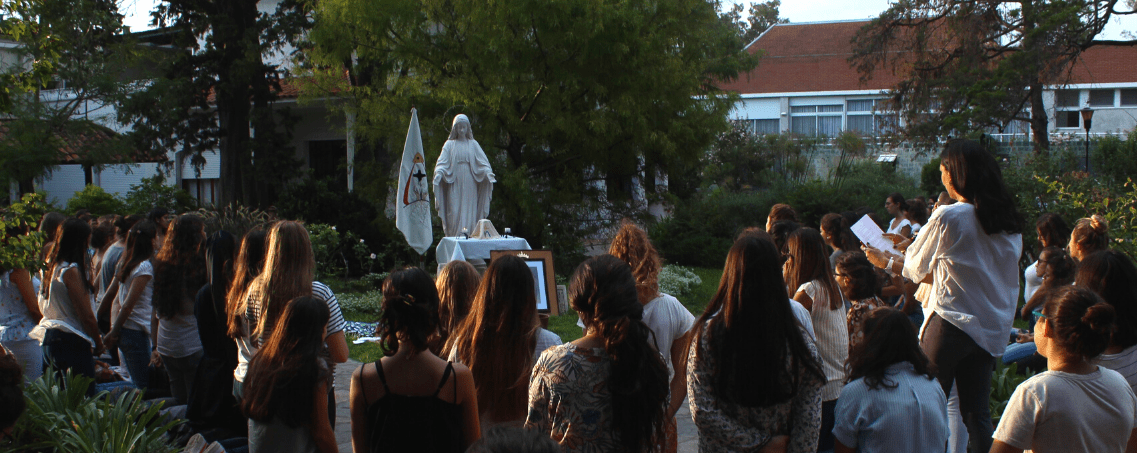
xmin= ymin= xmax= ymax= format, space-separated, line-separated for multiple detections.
xmin=654 ymin=161 xmax=917 ymax=267
xmin=123 ymin=175 xmax=198 ymax=214
xmin=66 ymin=184 xmax=127 ymax=216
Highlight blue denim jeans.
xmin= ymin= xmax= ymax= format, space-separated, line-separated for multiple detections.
xmin=921 ymin=313 xmax=995 ymax=453
xmin=117 ymin=328 xmax=151 ymax=390
xmin=42 ymin=328 xmax=96 ymax=396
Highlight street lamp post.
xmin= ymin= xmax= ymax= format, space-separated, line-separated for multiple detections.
xmin=1081 ymin=107 xmax=1094 ymax=172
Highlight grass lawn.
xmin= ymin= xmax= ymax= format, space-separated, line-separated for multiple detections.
xmin=545 ymin=266 xmax=723 ymax=343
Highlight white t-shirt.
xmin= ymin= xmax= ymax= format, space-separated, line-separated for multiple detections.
xmin=642 ymin=293 xmax=696 ymax=379
xmin=1023 ymin=260 xmax=1043 ymax=302
xmin=903 ymin=202 xmax=1022 ymax=357
xmin=994 ymin=367 xmax=1137 ymax=453
xmin=886 ymin=218 xmax=912 ymax=235
xmin=114 ymin=260 xmax=153 ymax=334
xmin=1097 ymin=345 xmax=1137 ymax=392
xmin=799 ymin=280 xmax=848 ymax=401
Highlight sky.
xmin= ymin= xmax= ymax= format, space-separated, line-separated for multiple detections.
xmin=121 ymin=0 xmax=1134 ymax=40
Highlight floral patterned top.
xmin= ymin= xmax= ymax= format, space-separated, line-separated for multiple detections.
xmin=846 ymin=296 xmax=887 ymax=351
xmin=687 ymin=317 xmax=823 ymax=453
xmin=525 ymin=343 xmax=661 ymax=453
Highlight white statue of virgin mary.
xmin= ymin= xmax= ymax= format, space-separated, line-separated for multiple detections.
xmin=433 ymin=114 xmax=496 ymax=237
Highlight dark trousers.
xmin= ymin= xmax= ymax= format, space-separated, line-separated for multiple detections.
xmin=42 ymin=328 xmax=97 ymax=397
xmin=921 ymin=313 xmax=995 ymax=453
xmin=817 ymin=398 xmax=837 ymax=452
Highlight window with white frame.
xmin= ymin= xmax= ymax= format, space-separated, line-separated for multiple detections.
xmin=1054 ymin=90 xmax=1081 ymax=128
xmin=736 ymin=119 xmax=780 ymax=135
xmin=1122 ymin=89 xmax=1137 ymax=106
xmin=1088 ymin=89 xmax=1115 ymax=107
xmin=846 ymin=99 xmax=898 ymax=136
xmin=791 ymin=105 xmax=842 ymax=136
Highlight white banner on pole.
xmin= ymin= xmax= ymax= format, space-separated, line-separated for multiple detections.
xmin=395 ymin=108 xmax=433 ymax=255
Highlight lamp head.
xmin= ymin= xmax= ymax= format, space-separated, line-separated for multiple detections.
xmin=1080 ymin=107 xmax=1094 ymax=132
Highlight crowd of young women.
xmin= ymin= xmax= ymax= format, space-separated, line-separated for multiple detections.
xmin=3 ymin=137 xmax=1137 ymax=453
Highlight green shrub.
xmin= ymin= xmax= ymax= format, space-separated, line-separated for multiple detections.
xmin=920 ymin=158 xmax=945 ymax=198
xmin=122 ymin=175 xmax=197 ymax=214
xmin=1 ymin=192 xmax=49 ymax=273
xmin=990 ymin=361 xmax=1035 ymax=425
xmin=8 ymin=371 xmax=180 ymax=452
xmin=1093 ymin=131 xmax=1137 ymax=187
xmin=196 ymin=203 xmax=274 ymax=240
xmin=654 ymin=161 xmax=917 ymax=267
xmin=658 ymin=265 xmax=703 ymax=297
xmin=66 ymin=185 xmax=126 ymax=217
xmin=308 ymin=223 xmax=375 ymax=281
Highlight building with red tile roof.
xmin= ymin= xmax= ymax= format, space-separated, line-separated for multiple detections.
xmin=723 ymin=20 xmax=1137 ymax=139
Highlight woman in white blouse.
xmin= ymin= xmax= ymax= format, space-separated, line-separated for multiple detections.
xmin=871 ymin=139 xmax=1024 ymax=453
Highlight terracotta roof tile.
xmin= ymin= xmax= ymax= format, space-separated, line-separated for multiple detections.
xmin=721 ymin=20 xmax=1137 ymax=95
xmin=0 ymin=121 xmax=163 ymax=164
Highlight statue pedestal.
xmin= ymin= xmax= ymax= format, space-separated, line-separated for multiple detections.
xmin=435 ymin=236 xmax=532 ymax=273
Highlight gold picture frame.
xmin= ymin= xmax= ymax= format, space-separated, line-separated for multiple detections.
xmin=489 ymin=249 xmax=558 ymax=315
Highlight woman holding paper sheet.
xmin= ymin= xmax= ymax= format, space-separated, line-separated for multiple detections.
xmin=864 ymin=139 xmax=1023 ymax=453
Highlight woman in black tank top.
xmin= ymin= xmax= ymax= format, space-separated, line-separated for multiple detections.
xmin=349 ymin=268 xmax=481 ymax=452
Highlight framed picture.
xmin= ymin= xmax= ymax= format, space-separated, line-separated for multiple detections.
xmin=490 ymin=249 xmax=558 ymax=315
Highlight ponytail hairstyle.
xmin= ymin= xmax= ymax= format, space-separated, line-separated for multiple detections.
xmin=886 ymin=193 xmax=909 ymax=213
xmin=379 ymin=267 xmax=441 ymax=356
xmin=1035 ymin=213 xmax=1071 ymax=249
xmin=242 ymin=295 xmax=330 ymax=427
xmin=46 ymin=218 xmax=95 ymax=296
xmin=820 ymin=213 xmax=858 ymax=253
xmin=694 ymin=231 xmax=824 ymax=407
xmin=939 ymin=139 xmax=1024 ymax=235
xmin=444 ymin=254 xmax=537 ymax=423
xmin=153 ymin=215 xmax=208 ymax=319
xmin=608 ymin=220 xmax=661 ymax=304
xmin=114 ymin=220 xmax=158 ymax=282
xmin=846 ymin=307 xmax=936 ymax=389
xmin=1075 ymin=250 xmax=1137 ymax=349
xmin=1069 ymin=215 xmax=1109 ymax=261
xmin=247 ymin=221 xmax=315 ymax=344
xmin=227 ymin=227 xmax=268 ymax=338
xmin=835 ymin=252 xmax=879 ymax=302
xmin=436 ymin=260 xmax=479 ymax=346
xmin=906 ymin=199 xmax=928 ymax=226
xmin=570 ymin=254 xmax=668 ymax=453
xmin=784 ymin=228 xmax=842 ymax=310
xmin=1040 ymin=285 xmax=1116 ymax=360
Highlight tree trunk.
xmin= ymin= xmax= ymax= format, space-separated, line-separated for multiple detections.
xmin=214 ymin=0 xmax=259 ymax=207
xmin=1029 ymin=81 xmax=1050 ymax=154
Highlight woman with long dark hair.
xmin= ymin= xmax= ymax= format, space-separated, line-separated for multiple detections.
xmin=98 ymin=220 xmax=158 ymax=390
xmin=1023 ymin=213 xmax=1072 ymax=302
xmin=186 ymin=231 xmax=246 ymax=436
xmin=871 ymin=139 xmax=1023 ymax=453
xmin=1077 ymin=250 xmax=1137 ymax=390
xmin=526 ymin=254 xmax=670 ymax=452
xmin=820 ymin=213 xmax=858 ymax=269
xmin=435 ymin=260 xmax=480 ymax=353
xmin=884 ymin=193 xmax=911 ymax=237
xmin=833 ymin=307 xmax=946 ymax=452
xmin=784 ymin=227 xmax=846 ymax=451
xmin=350 ymin=267 xmax=480 ymax=452
xmin=31 ymin=218 xmax=103 ymax=395
xmin=445 ymin=255 xmax=558 ymax=431
xmin=688 ymin=232 xmax=824 ymax=452
xmin=243 ymin=296 xmax=337 ymax=453
xmin=992 ymin=286 xmax=1137 ymax=453
xmin=231 ymin=221 xmax=348 ymax=421
xmin=152 ymin=215 xmax=208 ymax=404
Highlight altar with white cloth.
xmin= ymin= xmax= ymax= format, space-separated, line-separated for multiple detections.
xmin=436 ymin=236 xmax=531 ymax=272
